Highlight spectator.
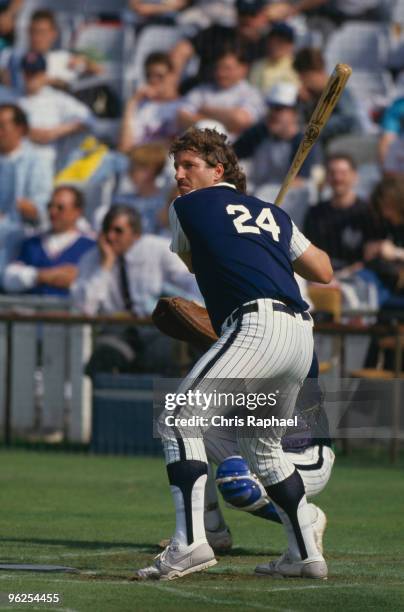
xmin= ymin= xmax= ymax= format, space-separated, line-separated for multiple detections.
xmin=379 ymin=97 xmax=404 ymax=165
xmin=3 ymin=186 xmax=95 ymax=296
xmin=293 ymin=47 xmax=363 ymax=144
xmin=18 ymin=52 xmax=94 ymax=169
xmin=178 ymin=49 xmax=265 ymax=140
xmin=0 ymin=0 xmax=23 ymax=49
xmin=73 ymin=203 xmax=199 ymax=316
xmin=249 ymin=22 xmax=300 ymax=93
xmin=361 ymin=177 xmax=404 ymax=369
xmin=118 ymin=52 xmax=181 ymax=152
xmin=72 ymin=205 xmax=200 ymax=374
xmin=303 ymin=154 xmax=375 ymax=272
xmin=363 ymin=176 xmax=404 ymax=293
xmin=0 ymin=9 xmax=104 ymax=92
xmin=233 ymin=81 xmax=319 ymax=187
xmin=0 ymin=103 xmax=52 ymax=227
xmin=170 ymin=0 xmax=270 ymax=93
xmin=97 ymin=143 xmax=169 ymax=234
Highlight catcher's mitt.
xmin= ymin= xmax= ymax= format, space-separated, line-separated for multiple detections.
xmin=152 ymin=297 xmax=218 ymax=350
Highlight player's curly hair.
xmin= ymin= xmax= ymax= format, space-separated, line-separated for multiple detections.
xmin=170 ymin=127 xmax=247 ymax=193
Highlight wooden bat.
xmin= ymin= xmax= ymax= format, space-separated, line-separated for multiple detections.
xmin=274 ymin=63 xmax=352 ymax=207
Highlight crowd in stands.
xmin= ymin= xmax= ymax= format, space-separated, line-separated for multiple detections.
xmin=0 ymin=0 xmax=404 ymax=373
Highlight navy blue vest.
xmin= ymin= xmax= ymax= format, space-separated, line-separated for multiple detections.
xmin=20 ymin=234 xmax=95 ymax=297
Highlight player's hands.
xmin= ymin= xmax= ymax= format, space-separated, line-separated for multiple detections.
xmin=17 ymin=198 xmax=39 ymax=221
xmin=98 ymin=233 xmax=116 ymax=270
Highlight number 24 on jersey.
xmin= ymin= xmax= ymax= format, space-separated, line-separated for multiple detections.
xmin=226 ymin=205 xmax=281 ymax=242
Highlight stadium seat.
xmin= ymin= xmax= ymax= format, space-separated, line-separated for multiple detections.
xmin=324 ymin=22 xmax=390 ymax=72
xmin=392 ymin=0 xmax=404 ymax=25
xmin=71 ymin=20 xmax=135 ymax=102
xmin=326 ymin=134 xmax=380 ymax=166
xmin=308 ymin=286 xmax=342 ymax=375
xmin=73 ymin=21 xmax=126 ymax=64
xmin=346 ymin=69 xmax=396 ymax=124
xmin=254 ymin=183 xmax=313 ymax=230
xmin=350 ymin=329 xmax=404 ymax=380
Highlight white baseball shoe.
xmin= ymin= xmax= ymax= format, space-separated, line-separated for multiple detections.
xmin=310 ymin=504 xmax=327 ymax=555
xmin=255 ymin=550 xmax=328 ymax=579
xmin=135 ymin=540 xmax=217 ymax=581
xmin=206 ymin=525 xmax=233 ymax=553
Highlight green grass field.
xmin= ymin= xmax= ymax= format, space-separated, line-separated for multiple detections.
xmin=0 ymin=449 xmax=403 ymax=612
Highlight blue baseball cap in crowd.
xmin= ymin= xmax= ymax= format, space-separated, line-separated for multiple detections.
xmin=268 ymin=22 xmax=295 ymax=42
xmin=236 ymin=0 xmax=266 ymax=15
xmin=21 ymin=51 xmax=47 ymax=74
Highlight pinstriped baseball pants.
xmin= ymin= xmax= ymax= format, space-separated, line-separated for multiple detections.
xmin=161 ymin=298 xmax=314 ymax=487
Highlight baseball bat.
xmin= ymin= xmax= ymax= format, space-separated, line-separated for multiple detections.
xmin=274 ymin=63 xmax=352 ymax=207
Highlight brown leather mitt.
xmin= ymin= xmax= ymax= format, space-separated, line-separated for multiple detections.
xmin=152 ymin=297 xmax=218 ymax=350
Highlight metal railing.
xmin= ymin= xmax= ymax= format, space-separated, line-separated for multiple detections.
xmin=0 ymin=305 xmax=402 ymax=461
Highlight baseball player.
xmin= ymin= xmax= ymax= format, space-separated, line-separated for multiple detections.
xmin=136 ymin=128 xmax=333 ymax=581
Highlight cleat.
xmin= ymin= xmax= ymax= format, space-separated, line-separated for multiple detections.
xmin=310 ymin=504 xmax=327 ymax=555
xmin=206 ymin=526 xmax=233 ymax=553
xmin=135 ymin=540 xmax=217 ymax=581
xmin=255 ymin=550 xmax=328 ymax=579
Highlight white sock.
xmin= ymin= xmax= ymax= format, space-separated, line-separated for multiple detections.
xmin=170 ymin=473 xmax=208 ymax=549
xmin=274 ymin=495 xmax=320 ymax=561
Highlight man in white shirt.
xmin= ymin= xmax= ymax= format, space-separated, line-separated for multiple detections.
xmin=72 ymin=204 xmax=200 ymax=375
xmin=18 ymin=52 xmax=94 ymax=169
xmin=178 ymin=49 xmax=265 ymax=141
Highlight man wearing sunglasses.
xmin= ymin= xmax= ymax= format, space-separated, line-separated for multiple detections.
xmin=71 ymin=204 xmax=200 ymax=375
xmin=3 ymin=185 xmax=94 ymax=296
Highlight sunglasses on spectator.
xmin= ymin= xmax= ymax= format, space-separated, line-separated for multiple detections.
xmin=107 ymin=225 xmax=126 ymax=234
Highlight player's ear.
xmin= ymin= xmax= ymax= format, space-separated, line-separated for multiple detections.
xmin=213 ymin=163 xmax=224 ymax=183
